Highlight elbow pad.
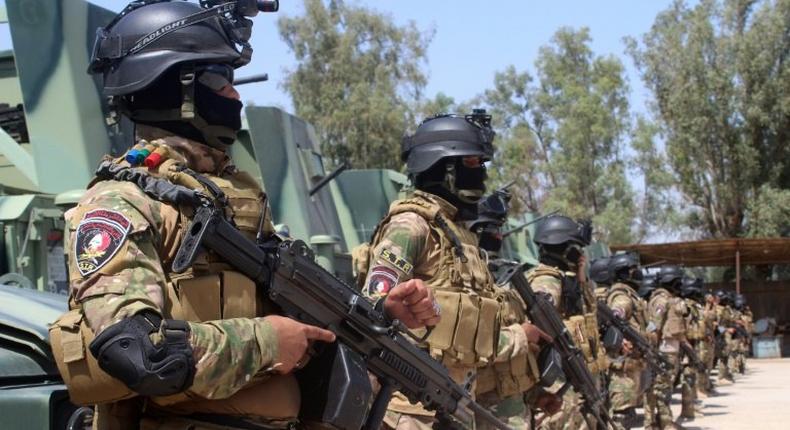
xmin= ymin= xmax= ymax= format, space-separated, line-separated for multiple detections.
xmin=89 ymin=312 xmax=195 ymax=397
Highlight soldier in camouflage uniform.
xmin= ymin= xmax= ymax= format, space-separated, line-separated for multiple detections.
xmin=714 ymin=290 xmax=736 ymax=383
xmin=732 ymin=294 xmax=751 ymax=375
xmin=51 ymin=2 xmax=436 ymax=429
xmin=698 ymin=292 xmax=718 ymax=396
xmin=468 ymin=191 xmax=563 ymax=429
xmin=526 ymin=216 xmax=608 ymax=430
xmin=596 ymin=253 xmax=650 ymax=429
xmin=644 ymin=266 xmax=687 ymax=430
xmin=357 ymin=111 xmax=550 ymax=430
xmin=678 ymin=278 xmax=705 ymax=420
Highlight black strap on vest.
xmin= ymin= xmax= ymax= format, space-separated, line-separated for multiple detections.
xmin=95 ymin=161 xmax=210 ymax=208
xmin=176 ymin=165 xmax=229 ymax=207
xmin=434 ymin=214 xmax=467 ymax=263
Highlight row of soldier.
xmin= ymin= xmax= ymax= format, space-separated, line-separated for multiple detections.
xmin=52 ymin=1 xmax=753 ymax=429
xmin=355 ymin=111 xmax=756 ymax=430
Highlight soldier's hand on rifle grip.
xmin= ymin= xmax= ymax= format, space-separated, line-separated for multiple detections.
xmin=263 ymin=315 xmax=336 ymax=374
xmin=522 ymin=322 xmax=552 ymax=345
xmin=621 ymin=338 xmax=634 ymax=356
xmin=536 ymin=391 xmax=563 ymax=415
xmin=384 ymin=279 xmax=441 ymax=329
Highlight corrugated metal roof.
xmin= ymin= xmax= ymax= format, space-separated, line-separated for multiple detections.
xmin=611 ymin=238 xmax=790 ymax=267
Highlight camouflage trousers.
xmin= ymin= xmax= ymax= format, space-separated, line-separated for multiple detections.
xmin=536 ymin=389 xmax=591 ymax=430
xmin=697 ymin=338 xmax=715 ymax=394
xmin=718 ymin=334 xmax=737 ymax=381
xmin=680 ymin=361 xmax=697 ymax=418
xmin=644 ymin=353 xmax=677 ymax=430
xmin=535 ymin=387 xmax=622 ymax=430
xmin=607 ymin=358 xmax=644 ymax=414
xmin=476 ymin=391 xmax=532 ymax=430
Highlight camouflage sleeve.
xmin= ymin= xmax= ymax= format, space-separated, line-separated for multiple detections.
xmin=68 ymin=181 xmax=277 ymax=400
xmin=647 ymin=294 xmax=668 ymax=330
xmin=494 ymin=323 xmax=530 ymax=363
xmin=530 ymin=274 xmax=562 ymax=311
xmin=608 ymin=292 xmax=634 ymax=320
xmin=362 ymin=212 xmax=429 ymax=300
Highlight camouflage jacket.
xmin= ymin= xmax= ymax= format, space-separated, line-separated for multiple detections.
xmin=647 ymin=288 xmax=687 ymax=353
xmin=65 ymin=126 xmax=279 ymax=402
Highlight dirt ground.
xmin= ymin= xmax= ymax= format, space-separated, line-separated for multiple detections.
xmin=638 ymin=358 xmax=790 ymax=429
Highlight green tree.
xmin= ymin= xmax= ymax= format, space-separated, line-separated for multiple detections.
xmin=278 ymin=0 xmax=432 ymax=169
xmin=627 ymin=0 xmax=790 ymax=238
xmin=484 ymin=29 xmax=637 ymax=244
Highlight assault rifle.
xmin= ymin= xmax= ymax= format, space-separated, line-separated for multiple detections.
xmin=502 ymin=210 xmax=560 ymax=238
xmin=680 ymin=342 xmax=706 ymax=373
xmin=596 ymin=302 xmax=672 ymax=373
xmin=172 ymin=205 xmax=512 ymax=430
xmin=502 ymin=265 xmax=611 ymax=428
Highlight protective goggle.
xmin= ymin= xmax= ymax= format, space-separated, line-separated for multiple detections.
xmin=460 ymin=156 xmax=486 ymax=168
xmin=197 ymin=64 xmax=235 ymax=91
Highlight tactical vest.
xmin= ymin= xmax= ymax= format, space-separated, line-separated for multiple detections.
xmin=476 ymin=259 xmax=537 ymax=398
xmin=527 ymin=264 xmax=608 ymax=375
xmin=50 ymin=144 xmax=296 ymax=424
xmin=650 ymin=289 xmax=686 ymax=340
xmin=358 ymin=192 xmax=500 ymax=369
xmin=354 ymin=192 xmax=506 ymax=415
xmin=685 ymin=300 xmax=704 ymax=341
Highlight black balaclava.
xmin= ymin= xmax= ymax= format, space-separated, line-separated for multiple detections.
xmin=477 ymin=224 xmax=503 ymax=254
xmin=539 ymin=243 xmax=583 ymax=272
xmin=416 ymin=157 xmax=486 ymax=220
xmin=126 ymin=66 xmax=243 ymax=147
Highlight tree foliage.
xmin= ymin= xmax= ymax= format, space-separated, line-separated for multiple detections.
xmin=484 ymin=29 xmax=637 ymax=244
xmin=278 ymin=0 xmax=432 ymax=169
xmin=627 ymin=0 xmax=790 ymax=238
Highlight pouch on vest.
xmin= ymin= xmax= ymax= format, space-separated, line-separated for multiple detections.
xmin=663 ymin=300 xmax=686 ymax=338
xmin=424 ymin=291 xmax=498 ymax=367
xmin=49 ymin=309 xmax=136 ymax=405
xmin=492 ymin=347 xmax=538 ymax=397
xmin=175 ymin=271 xmax=257 ymax=322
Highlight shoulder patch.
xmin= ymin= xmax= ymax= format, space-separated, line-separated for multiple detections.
xmin=380 ymin=248 xmax=414 ymax=274
xmin=75 ymin=209 xmax=131 ymax=276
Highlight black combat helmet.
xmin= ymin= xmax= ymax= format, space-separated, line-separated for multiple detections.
xmin=402 ymin=110 xmax=496 ymax=212
xmin=533 ymin=215 xmax=591 ymax=247
xmin=638 ymin=272 xmax=658 ymax=299
xmin=734 ymin=293 xmax=747 ymax=310
xmin=468 ymin=190 xmax=509 ymax=253
xmin=402 ymin=110 xmax=495 ymax=174
xmin=533 ymin=215 xmax=592 ymax=269
xmin=589 ymin=256 xmax=613 ymax=286
xmin=658 ymin=265 xmax=684 ymax=292
xmin=609 ymin=251 xmax=643 ymax=284
xmin=681 ymin=276 xmax=704 ymax=301
xmin=88 ymin=0 xmax=278 ymax=148
xmin=469 ymin=190 xmax=509 ymax=230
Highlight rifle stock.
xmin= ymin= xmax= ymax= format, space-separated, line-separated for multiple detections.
xmin=173 ymin=205 xmax=511 ymax=430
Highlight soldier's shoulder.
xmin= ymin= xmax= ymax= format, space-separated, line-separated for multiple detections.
xmin=526 ymin=264 xmax=563 ymax=284
xmin=380 ymin=211 xmax=431 ymax=237
xmin=67 ymin=180 xmax=161 ymax=234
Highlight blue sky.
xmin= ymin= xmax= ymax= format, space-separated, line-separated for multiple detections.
xmin=1 ymin=0 xmax=675 ymax=114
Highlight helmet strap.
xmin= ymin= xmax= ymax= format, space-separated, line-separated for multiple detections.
xmin=180 ymin=64 xmax=197 ymax=120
